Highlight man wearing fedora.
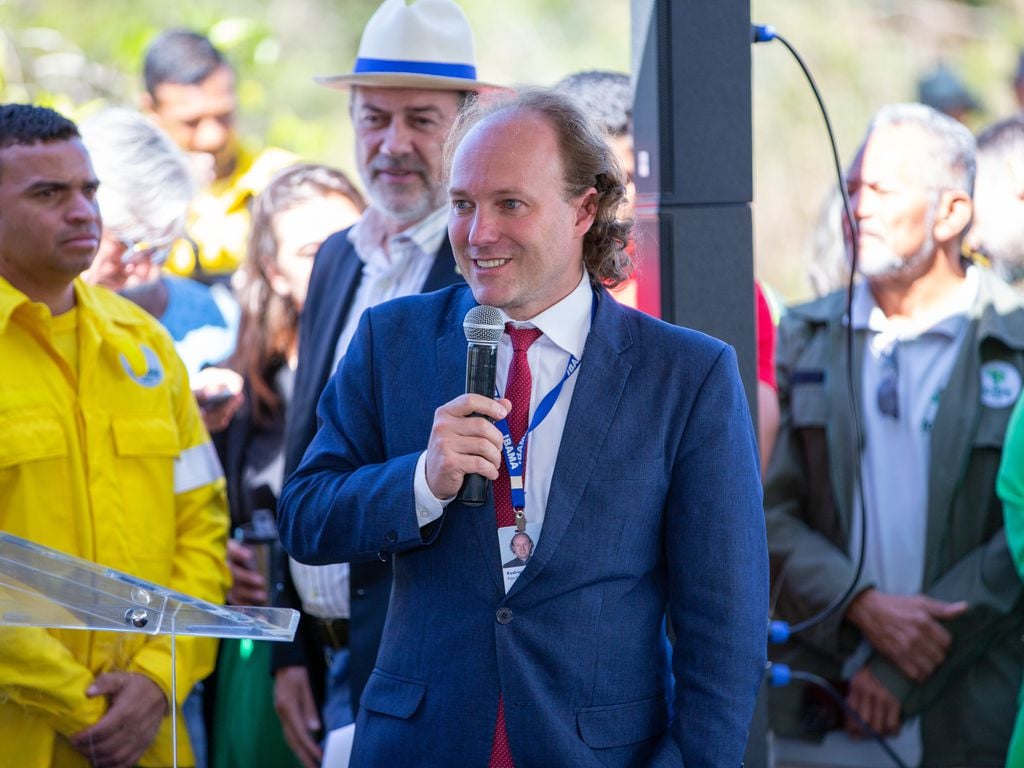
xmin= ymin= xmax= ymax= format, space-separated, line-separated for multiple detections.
xmin=270 ymin=1 xmax=490 ymax=765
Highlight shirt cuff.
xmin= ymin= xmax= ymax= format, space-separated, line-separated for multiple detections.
xmin=414 ymin=451 xmax=451 ymax=527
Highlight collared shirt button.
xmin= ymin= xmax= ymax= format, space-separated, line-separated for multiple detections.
xmin=384 ymin=530 xmax=398 ymax=543
xmin=496 ymin=607 xmax=513 ymax=625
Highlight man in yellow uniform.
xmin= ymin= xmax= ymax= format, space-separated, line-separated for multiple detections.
xmin=141 ymin=29 xmax=295 ymax=281
xmin=0 ymin=103 xmax=229 ymax=768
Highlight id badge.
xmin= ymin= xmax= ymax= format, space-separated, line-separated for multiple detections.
xmin=498 ymin=522 xmax=541 ymax=593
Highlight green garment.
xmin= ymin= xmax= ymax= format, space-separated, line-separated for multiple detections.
xmin=211 ymin=639 xmax=303 ymax=768
xmin=998 ymin=396 xmax=1024 ymax=768
xmin=765 ymin=270 xmax=1024 ymax=766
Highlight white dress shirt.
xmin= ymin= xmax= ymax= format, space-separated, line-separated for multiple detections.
xmin=331 ymin=205 xmax=450 ymax=370
xmin=414 ymin=270 xmax=594 ymax=548
xmin=290 ymin=204 xmax=449 ymax=621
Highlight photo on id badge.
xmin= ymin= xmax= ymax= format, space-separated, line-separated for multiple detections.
xmin=499 ymin=523 xmax=541 ymax=592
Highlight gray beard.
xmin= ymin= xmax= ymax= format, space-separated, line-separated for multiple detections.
xmin=359 ymin=164 xmax=445 ymax=226
xmin=857 ymin=232 xmax=935 ymax=280
xmin=856 ymin=197 xmax=939 ymax=281
xmin=373 ymin=191 xmax=443 ymax=224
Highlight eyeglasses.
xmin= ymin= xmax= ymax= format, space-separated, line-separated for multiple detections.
xmin=876 ymin=343 xmax=899 ymax=420
xmin=116 ymin=233 xmax=176 ymax=266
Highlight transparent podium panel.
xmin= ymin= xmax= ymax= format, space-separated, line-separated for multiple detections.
xmin=0 ymin=531 xmax=297 ymax=641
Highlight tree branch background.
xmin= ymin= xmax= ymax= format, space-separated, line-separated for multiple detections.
xmin=3 ymin=0 xmax=1023 ymax=303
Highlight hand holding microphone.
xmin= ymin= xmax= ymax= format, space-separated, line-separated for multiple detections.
xmin=459 ymin=305 xmax=505 ymax=505
xmin=423 ymin=306 xmax=509 ymax=503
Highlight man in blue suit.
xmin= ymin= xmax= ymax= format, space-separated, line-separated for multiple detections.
xmin=278 ymin=88 xmax=768 ymax=766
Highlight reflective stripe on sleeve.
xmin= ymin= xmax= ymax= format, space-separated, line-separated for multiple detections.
xmin=174 ymin=440 xmax=224 ymax=494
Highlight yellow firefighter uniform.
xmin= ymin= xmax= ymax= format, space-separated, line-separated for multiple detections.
xmin=0 ymin=275 xmax=230 ymax=766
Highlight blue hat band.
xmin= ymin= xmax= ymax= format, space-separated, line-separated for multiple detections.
xmin=353 ymin=57 xmax=477 ymax=81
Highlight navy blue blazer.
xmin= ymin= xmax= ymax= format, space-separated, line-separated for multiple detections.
xmin=272 ymin=226 xmax=461 ymax=711
xmin=279 ymin=284 xmax=768 ymax=767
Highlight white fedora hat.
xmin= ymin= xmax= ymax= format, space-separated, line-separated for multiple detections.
xmin=315 ymin=0 xmax=498 ymax=91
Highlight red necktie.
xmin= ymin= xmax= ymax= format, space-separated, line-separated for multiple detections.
xmin=489 ymin=324 xmax=542 ymax=768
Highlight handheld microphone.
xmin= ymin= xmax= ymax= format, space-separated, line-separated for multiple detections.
xmin=458 ymin=305 xmax=504 ymax=506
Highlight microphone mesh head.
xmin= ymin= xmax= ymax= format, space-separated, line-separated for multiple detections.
xmin=464 ymin=305 xmax=504 ymax=345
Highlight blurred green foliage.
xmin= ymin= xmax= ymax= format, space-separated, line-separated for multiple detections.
xmin=1 ymin=0 xmax=628 ymax=187
xmin=5 ymin=0 xmax=1022 ymax=303
xmin=751 ymin=0 xmax=1024 ymax=301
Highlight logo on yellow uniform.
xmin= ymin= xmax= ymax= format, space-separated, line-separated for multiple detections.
xmin=119 ymin=345 xmax=164 ymax=388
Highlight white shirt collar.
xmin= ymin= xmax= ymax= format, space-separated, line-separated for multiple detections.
xmin=348 ymin=205 xmax=449 ymax=267
xmin=501 ymin=270 xmax=592 ymax=358
xmin=852 ymin=266 xmax=978 ymax=344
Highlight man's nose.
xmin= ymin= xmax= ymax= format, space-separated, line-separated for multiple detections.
xmin=67 ymin=192 xmax=99 ymax=224
xmin=850 ymin=190 xmax=862 ymax=218
xmin=847 ymin=182 xmax=870 ymax=219
xmin=194 ymin=117 xmax=230 ymax=154
xmin=468 ymin=209 xmax=499 ymax=246
xmin=380 ymin=120 xmax=413 ymax=157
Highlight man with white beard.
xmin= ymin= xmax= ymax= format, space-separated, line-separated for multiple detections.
xmin=765 ymin=103 xmax=1024 ymax=767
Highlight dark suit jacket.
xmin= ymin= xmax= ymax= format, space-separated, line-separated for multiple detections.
xmin=272 ymin=225 xmax=461 ymax=713
xmin=278 ymin=284 xmax=769 ymax=767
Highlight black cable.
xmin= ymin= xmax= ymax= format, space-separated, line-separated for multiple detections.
xmin=753 ymin=24 xmax=868 ymax=636
xmin=754 ymin=25 xmax=905 ymax=765
xmin=785 ymin=669 xmax=910 ymax=768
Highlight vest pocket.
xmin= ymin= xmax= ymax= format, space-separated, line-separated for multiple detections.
xmin=0 ymin=412 xmax=66 ymax=469
xmin=576 ymin=695 xmax=667 ymax=748
xmin=360 ymin=668 xmax=426 ymax=719
xmin=110 ymin=416 xmax=179 ymax=457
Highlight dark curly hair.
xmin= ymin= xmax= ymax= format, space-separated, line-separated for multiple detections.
xmin=445 ymin=88 xmax=634 ymax=288
xmin=0 ymin=104 xmax=80 ymax=180
xmin=0 ymin=104 xmax=78 ymax=148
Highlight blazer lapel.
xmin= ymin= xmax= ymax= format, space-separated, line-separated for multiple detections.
xmin=421 ymin=237 xmax=461 ymax=293
xmin=312 ymin=247 xmax=363 ymax=389
xmin=506 ymin=291 xmax=633 ymax=598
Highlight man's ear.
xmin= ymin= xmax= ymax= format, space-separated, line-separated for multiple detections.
xmin=934 ymin=189 xmax=973 ymax=244
xmin=573 ymin=187 xmax=599 ymax=238
xmin=139 ymin=92 xmax=156 ymax=117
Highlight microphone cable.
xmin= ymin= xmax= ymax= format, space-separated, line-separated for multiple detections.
xmin=766 ymin=665 xmax=910 ymax=768
xmin=752 ymin=21 xmax=867 ymax=640
xmin=753 ymin=24 xmax=908 ymax=768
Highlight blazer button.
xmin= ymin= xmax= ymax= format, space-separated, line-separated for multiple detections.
xmin=384 ymin=530 xmax=398 ymax=544
xmin=496 ymin=607 xmax=513 ymax=625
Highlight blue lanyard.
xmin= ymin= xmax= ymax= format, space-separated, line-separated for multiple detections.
xmin=494 ymin=292 xmax=595 ymax=519
xmin=494 ymin=353 xmax=580 ymax=515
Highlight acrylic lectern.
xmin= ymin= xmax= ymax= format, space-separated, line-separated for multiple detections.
xmin=0 ymin=530 xmax=299 ymax=766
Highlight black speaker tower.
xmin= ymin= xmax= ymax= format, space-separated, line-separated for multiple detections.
xmin=631 ymin=0 xmax=757 ymax=411
xmin=630 ymin=3 xmax=767 ymax=765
